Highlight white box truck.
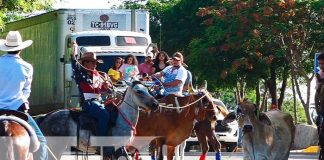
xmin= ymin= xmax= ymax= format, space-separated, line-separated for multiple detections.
xmin=0 ymin=9 xmax=151 ymax=113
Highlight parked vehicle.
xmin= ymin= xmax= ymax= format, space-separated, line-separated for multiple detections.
xmin=185 ymin=99 xmax=238 ymax=152
xmin=0 ymin=9 xmax=151 ymax=112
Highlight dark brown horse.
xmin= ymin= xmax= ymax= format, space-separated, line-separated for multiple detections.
xmin=315 ymin=75 xmax=324 ymax=160
xmin=0 ymin=112 xmax=40 ymax=160
xmin=133 ymin=90 xmax=218 ymax=160
xmin=185 ymin=104 xmax=229 ymax=160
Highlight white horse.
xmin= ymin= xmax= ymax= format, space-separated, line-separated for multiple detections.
xmin=37 ymin=81 xmax=159 ymax=160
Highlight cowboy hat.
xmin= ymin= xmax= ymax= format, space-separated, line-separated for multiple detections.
xmin=80 ymin=52 xmax=103 ymax=63
xmin=0 ymin=31 xmax=32 ymax=52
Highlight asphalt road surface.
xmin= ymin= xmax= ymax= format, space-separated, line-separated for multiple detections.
xmin=60 ymin=152 xmax=319 ymax=160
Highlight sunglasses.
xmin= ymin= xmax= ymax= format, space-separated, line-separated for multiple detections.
xmin=172 ymin=58 xmax=180 ymax=61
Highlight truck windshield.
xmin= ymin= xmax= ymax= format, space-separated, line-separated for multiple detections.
xmin=116 ymin=36 xmax=148 ymax=46
xmin=76 ymin=36 xmax=110 ymax=46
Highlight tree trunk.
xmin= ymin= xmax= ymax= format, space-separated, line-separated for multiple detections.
xmin=255 ymin=81 xmax=260 ymax=109
xmin=291 ymin=74 xmax=298 ymax=124
xmin=266 ymin=65 xmax=278 ymax=110
xmin=278 ymin=66 xmax=289 ymax=110
xmin=260 ymin=81 xmax=268 ymax=112
xmin=292 ymin=74 xmax=313 ymax=124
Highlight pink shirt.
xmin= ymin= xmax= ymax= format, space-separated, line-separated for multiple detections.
xmin=139 ymin=62 xmax=154 ymax=76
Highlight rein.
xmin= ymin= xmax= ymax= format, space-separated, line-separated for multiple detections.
xmin=159 ymin=94 xmax=207 ymax=109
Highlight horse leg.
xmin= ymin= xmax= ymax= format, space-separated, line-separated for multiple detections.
xmin=27 ymin=153 xmax=33 ymax=160
xmin=174 ymin=145 xmax=180 ymax=160
xmin=196 ymin=133 xmax=208 ymax=160
xmin=166 ymin=146 xmax=175 ymax=160
xmin=158 ymin=145 xmax=164 ymax=160
xmin=206 ymin=131 xmax=221 ymax=160
xmin=16 ymin=144 xmax=29 ymax=160
xmin=113 ymin=146 xmax=131 ymax=160
xmin=179 ymin=141 xmax=186 ymax=160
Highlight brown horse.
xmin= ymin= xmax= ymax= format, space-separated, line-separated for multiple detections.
xmin=0 ymin=112 xmax=40 ymax=160
xmin=133 ymin=90 xmax=218 ymax=160
xmin=172 ymin=100 xmax=229 ymax=160
xmin=186 ymin=104 xmax=229 ymax=160
xmin=315 ymin=75 xmax=324 ymax=160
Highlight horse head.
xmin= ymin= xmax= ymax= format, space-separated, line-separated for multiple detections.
xmin=190 ymin=80 xmax=217 ymax=122
xmin=192 ymin=90 xmax=218 ymax=122
xmin=125 ymin=81 xmax=159 ymax=112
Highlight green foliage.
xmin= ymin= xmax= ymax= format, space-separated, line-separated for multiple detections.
xmin=282 ymin=99 xmax=307 ymax=123
xmin=0 ymin=0 xmax=54 ymax=30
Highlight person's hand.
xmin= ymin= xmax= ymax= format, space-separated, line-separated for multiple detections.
xmin=71 ymin=41 xmax=78 ymax=56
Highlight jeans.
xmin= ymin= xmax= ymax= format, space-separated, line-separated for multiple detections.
xmin=83 ymin=100 xmax=109 ymax=136
xmin=27 ymin=114 xmax=48 ymax=160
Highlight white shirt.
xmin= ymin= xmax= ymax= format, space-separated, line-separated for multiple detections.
xmin=0 ymin=54 xmax=33 ymax=110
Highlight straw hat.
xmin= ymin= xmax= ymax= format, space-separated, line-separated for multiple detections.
xmin=0 ymin=31 xmax=32 ymax=52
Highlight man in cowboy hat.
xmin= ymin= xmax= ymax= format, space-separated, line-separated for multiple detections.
xmin=152 ymin=52 xmax=188 ymax=96
xmin=0 ymin=31 xmax=48 ymax=159
xmin=71 ymin=41 xmax=112 ymax=137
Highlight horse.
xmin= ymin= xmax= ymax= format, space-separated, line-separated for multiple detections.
xmin=133 ymin=87 xmax=218 ymax=160
xmin=315 ymin=74 xmax=324 ymax=160
xmin=0 ymin=111 xmax=40 ymax=160
xmin=176 ymin=103 xmax=229 ymax=160
xmin=37 ymin=81 xmax=159 ymax=160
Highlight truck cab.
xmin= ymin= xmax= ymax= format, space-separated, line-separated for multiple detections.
xmin=63 ymin=30 xmax=151 ymax=108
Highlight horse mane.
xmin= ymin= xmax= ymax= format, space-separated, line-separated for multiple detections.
xmin=203 ymin=91 xmax=229 ymax=116
xmin=34 ymin=110 xmax=60 ymax=126
xmin=132 ymin=80 xmax=142 ymax=87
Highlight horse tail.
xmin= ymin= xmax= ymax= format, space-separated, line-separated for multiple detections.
xmin=0 ymin=120 xmax=15 ymax=160
xmin=0 ymin=116 xmax=40 ymax=153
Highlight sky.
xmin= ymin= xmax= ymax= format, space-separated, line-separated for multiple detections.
xmin=52 ymin=0 xmax=123 ymax=9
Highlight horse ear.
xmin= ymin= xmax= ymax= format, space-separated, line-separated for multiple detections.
xmin=221 ymin=112 xmax=236 ymax=126
xmin=201 ymin=80 xmax=207 ymax=90
xmin=125 ymin=81 xmax=132 ymax=87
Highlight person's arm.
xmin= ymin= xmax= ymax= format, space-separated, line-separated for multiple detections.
xmin=100 ymin=73 xmax=113 ymax=92
xmin=70 ymin=41 xmax=81 ymax=71
xmin=22 ymin=64 xmax=33 ymax=101
xmin=163 ymin=79 xmax=182 ymax=87
xmin=164 ymin=67 xmax=187 ymax=87
xmin=152 ymin=67 xmax=156 ymax=74
xmin=152 ymin=71 xmax=164 ymax=79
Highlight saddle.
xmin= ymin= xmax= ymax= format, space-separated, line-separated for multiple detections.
xmin=69 ymin=104 xmax=119 ymax=136
xmin=0 ymin=109 xmax=28 ymax=121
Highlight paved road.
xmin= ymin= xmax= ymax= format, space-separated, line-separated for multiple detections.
xmin=60 ymin=152 xmax=319 ymax=160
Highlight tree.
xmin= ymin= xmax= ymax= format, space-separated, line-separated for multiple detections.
xmin=0 ymin=0 xmax=53 ymax=30
xmin=187 ymin=0 xmax=323 ymax=124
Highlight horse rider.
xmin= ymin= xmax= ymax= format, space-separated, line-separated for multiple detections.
xmin=152 ymin=52 xmax=188 ymax=97
xmin=0 ymin=31 xmax=48 ymax=160
xmin=71 ymin=41 xmax=113 ymax=137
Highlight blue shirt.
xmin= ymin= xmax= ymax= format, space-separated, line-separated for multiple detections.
xmin=0 ymin=54 xmax=33 ymax=110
